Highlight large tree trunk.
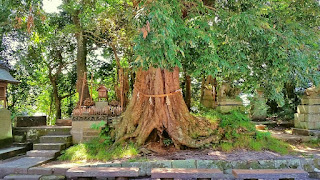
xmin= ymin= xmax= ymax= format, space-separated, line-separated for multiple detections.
xmin=115 ymin=67 xmax=218 ymax=149
xmin=73 ymin=11 xmax=90 ymax=104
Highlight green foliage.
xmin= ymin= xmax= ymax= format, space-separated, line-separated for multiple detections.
xmin=90 ymin=121 xmax=113 ymax=146
xmin=133 ymin=0 xmax=320 ymax=106
xmin=163 ymin=138 xmax=173 ymax=147
xmin=195 ymin=109 xmax=290 ymax=154
xmin=59 ymin=140 xmax=138 ymax=161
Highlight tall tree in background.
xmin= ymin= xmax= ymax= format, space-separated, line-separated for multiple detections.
xmin=63 ymin=0 xmax=91 ymax=104
xmin=115 ymin=0 xmax=319 ymax=148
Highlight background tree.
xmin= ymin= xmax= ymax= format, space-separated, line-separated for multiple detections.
xmin=115 ymin=0 xmax=319 ymax=148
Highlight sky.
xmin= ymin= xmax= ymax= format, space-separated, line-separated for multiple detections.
xmin=42 ymin=0 xmax=62 ymax=13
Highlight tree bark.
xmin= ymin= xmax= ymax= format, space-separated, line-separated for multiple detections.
xmin=184 ymin=74 xmax=191 ymax=110
xmin=52 ymin=81 xmax=62 ymax=120
xmin=115 ymin=67 xmax=218 ymax=149
xmin=73 ymin=11 xmax=90 ymax=104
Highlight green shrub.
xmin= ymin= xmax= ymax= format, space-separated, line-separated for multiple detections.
xmin=195 ymin=108 xmax=290 ymax=154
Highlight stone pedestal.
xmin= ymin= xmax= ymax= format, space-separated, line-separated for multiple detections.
xmin=217 ymin=98 xmax=243 ymax=113
xmin=294 ymin=97 xmax=320 ymax=130
xmin=0 ymin=109 xmax=12 ymax=147
xmin=71 ymin=115 xmax=109 ymax=144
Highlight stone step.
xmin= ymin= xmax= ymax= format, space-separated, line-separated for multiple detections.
xmin=28 ymin=167 xmax=53 ymax=175
xmin=3 ymin=174 xmax=42 ymax=180
xmin=26 ymin=150 xmax=60 ymax=158
xmin=39 ymin=135 xmax=72 ymax=144
xmin=292 ymin=128 xmax=320 ymax=137
xmin=270 ymin=131 xmax=316 ymax=143
xmin=0 ymin=147 xmax=27 ymax=160
xmin=33 ymin=143 xmax=66 ymax=151
xmin=151 ymin=168 xmax=224 ymax=179
xmin=232 ymin=169 xmax=309 ymax=180
xmin=66 ymin=167 xmax=140 ymax=179
xmin=0 ymin=157 xmax=52 ymax=178
xmin=46 ymin=127 xmax=71 ymax=135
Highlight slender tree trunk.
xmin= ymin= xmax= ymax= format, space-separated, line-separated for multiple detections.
xmin=115 ymin=67 xmax=218 ymax=149
xmin=111 ymin=43 xmax=129 ymax=109
xmin=184 ymin=74 xmax=191 ymax=110
xmin=51 ymin=79 xmax=62 ymax=120
xmin=73 ymin=11 xmax=90 ymax=104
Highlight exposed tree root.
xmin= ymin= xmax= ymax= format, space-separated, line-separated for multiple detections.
xmin=114 ymin=67 xmax=219 ymax=149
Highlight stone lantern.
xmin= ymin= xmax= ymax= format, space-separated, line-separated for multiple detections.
xmin=97 ymin=85 xmax=108 ymax=101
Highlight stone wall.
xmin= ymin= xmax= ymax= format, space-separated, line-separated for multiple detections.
xmin=15 ymin=116 xmax=46 ymax=127
xmin=87 ymin=158 xmax=320 ymax=178
xmin=295 ymin=97 xmax=320 ymax=130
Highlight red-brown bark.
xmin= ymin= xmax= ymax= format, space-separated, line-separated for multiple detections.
xmin=115 ymin=67 xmax=218 ymax=149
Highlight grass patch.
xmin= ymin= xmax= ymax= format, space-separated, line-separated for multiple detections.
xmin=59 ymin=139 xmax=139 ymax=161
xmin=59 ymin=121 xmax=138 ymax=161
xmin=195 ymin=108 xmax=290 ymax=154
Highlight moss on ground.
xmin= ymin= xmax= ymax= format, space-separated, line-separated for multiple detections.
xmin=59 ymin=138 xmax=138 ymax=161
xmin=194 ymin=108 xmax=290 ymax=154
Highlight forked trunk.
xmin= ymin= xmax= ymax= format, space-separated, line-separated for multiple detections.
xmin=115 ymin=67 xmax=218 ymax=149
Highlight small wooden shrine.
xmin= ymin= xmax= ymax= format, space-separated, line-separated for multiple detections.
xmin=0 ymin=61 xmax=19 ymax=108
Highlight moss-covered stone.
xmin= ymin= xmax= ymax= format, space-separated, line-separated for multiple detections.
xmin=274 ymin=160 xmax=288 ymax=169
xmin=231 ymin=160 xmax=249 ymax=169
xmin=197 ymin=160 xmax=219 ymax=169
xmin=172 ymin=160 xmax=196 ymax=168
xmin=313 ymin=158 xmax=320 ymax=169
xmin=286 ymin=159 xmax=301 ymax=169
xmin=258 ymin=160 xmax=275 ymax=169
xmin=301 ymin=159 xmax=315 ymax=172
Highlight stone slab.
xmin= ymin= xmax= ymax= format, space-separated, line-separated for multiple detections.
xmin=52 ymin=167 xmax=69 ymax=175
xmin=27 ymin=150 xmax=60 ymax=158
xmin=39 ymin=175 xmax=65 ymax=180
xmin=232 ymin=169 xmax=308 ymax=179
xmin=40 ymin=135 xmax=72 ymax=144
xmin=0 ymin=146 xmax=26 ymax=160
xmin=172 ymin=160 xmax=196 ymax=169
xmin=15 ymin=116 xmax=46 ymax=127
xmin=0 ymin=157 xmax=52 ymax=178
xmin=33 ymin=143 xmax=66 ymax=151
xmin=4 ymin=174 xmax=42 ymax=180
xmin=297 ymin=105 xmax=320 ymax=114
xmin=28 ymin=167 xmax=53 ymax=175
xmin=151 ymin=168 xmax=224 ymax=179
xmin=66 ymin=167 xmax=140 ymax=178
xmin=292 ymin=128 xmax=320 ymax=137
xmin=301 ymin=98 xmax=320 ymax=105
